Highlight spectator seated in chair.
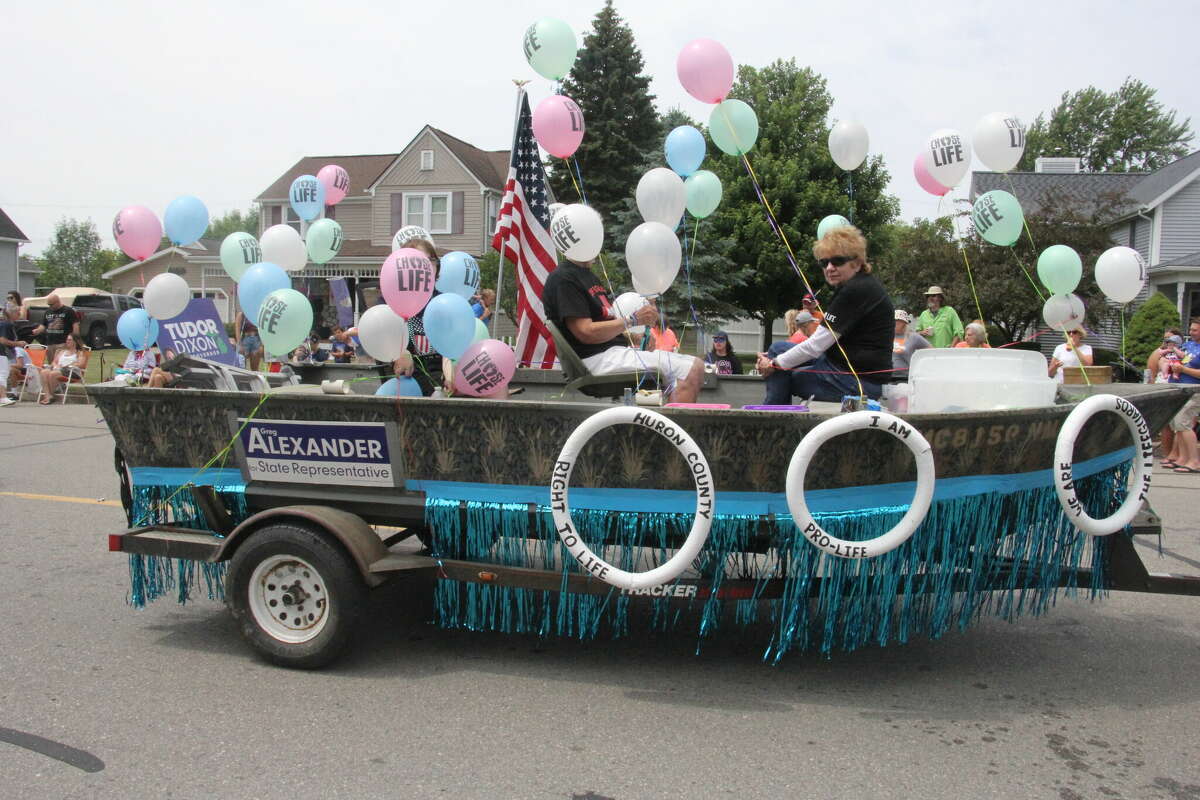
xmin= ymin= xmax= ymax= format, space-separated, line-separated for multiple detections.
xmin=37 ymin=333 xmax=88 ymax=404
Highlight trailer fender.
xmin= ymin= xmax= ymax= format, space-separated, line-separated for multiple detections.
xmin=217 ymin=506 xmax=389 ymax=587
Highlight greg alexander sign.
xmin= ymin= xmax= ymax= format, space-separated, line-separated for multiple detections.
xmin=236 ymin=419 xmax=396 ymax=488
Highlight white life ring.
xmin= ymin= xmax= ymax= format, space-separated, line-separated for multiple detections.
xmin=550 ymin=406 xmax=714 ymax=591
xmin=786 ymin=411 xmax=935 ymax=559
xmin=1053 ymin=393 xmax=1153 ymax=536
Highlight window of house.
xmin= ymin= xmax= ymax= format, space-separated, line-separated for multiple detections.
xmin=285 ymin=206 xmax=302 ymax=233
xmin=404 ymin=192 xmax=452 ymax=234
xmin=420 ymin=150 xmax=434 ymax=171
xmin=485 ymin=194 xmax=499 ymax=237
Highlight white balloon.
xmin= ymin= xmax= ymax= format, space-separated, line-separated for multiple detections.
xmin=613 ymin=291 xmax=648 ymax=327
xmin=548 ymin=202 xmax=565 ymax=218
xmin=1043 ymin=293 xmax=1086 ymax=332
xmin=142 ymin=272 xmax=191 ymax=320
xmin=550 ymin=204 xmax=604 ymax=262
xmin=921 ymin=128 xmax=972 ymax=190
xmin=1095 ymin=246 xmax=1147 ymax=304
xmin=635 ymin=167 xmax=686 ymax=226
xmin=392 ymin=225 xmax=434 ymax=252
xmin=260 ymin=224 xmax=308 ymax=272
xmin=357 ymin=304 xmax=410 ymax=362
xmin=972 ymin=112 xmax=1025 ymax=173
xmin=626 ymin=222 xmax=682 ymax=297
xmin=828 ymin=119 xmax=869 ymax=171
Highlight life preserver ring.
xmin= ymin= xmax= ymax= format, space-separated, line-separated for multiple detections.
xmin=1053 ymin=393 xmax=1153 ymax=536
xmin=786 ymin=411 xmax=935 ymax=559
xmin=550 ymin=407 xmax=713 ymax=591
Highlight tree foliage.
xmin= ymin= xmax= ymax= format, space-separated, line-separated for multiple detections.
xmin=546 ymin=0 xmax=658 ymax=221
xmin=1017 ymin=78 xmax=1193 ymax=172
xmin=35 ymin=218 xmax=119 ymax=290
xmin=1125 ymin=292 xmax=1181 ymax=368
xmin=704 ymin=59 xmax=899 ymax=347
xmin=206 ymin=207 xmax=259 ymax=240
xmin=875 ymin=189 xmax=1125 ymax=343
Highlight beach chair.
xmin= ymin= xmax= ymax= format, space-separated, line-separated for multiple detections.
xmin=17 ymin=344 xmax=47 ymax=403
xmin=545 ymin=321 xmax=655 ymax=399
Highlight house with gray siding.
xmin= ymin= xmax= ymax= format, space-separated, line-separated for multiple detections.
xmin=0 ymin=208 xmax=38 ymax=298
xmin=971 ymin=151 xmax=1200 ymax=352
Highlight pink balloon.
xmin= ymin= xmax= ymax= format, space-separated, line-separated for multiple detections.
xmin=913 ymin=155 xmax=951 ymax=197
xmin=532 ymin=95 xmax=585 ymax=159
xmin=453 ymin=339 xmax=517 ymax=397
xmin=112 ymin=205 xmax=163 ymax=261
xmin=318 ymin=164 xmax=350 ymax=206
xmin=380 ymin=248 xmax=435 ymax=319
xmin=676 ymin=39 xmax=734 ymax=104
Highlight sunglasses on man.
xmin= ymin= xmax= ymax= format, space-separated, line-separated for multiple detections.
xmin=817 ymin=255 xmax=855 ymax=268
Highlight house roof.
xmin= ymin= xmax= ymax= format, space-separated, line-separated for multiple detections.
xmin=427 ymin=126 xmax=509 ymax=191
xmin=18 ymin=256 xmax=39 ymax=274
xmin=256 ymin=154 xmax=398 ymax=201
xmin=969 ymin=171 xmax=1146 ymax=218
xmin=1153 ymin=250 xmax=1200 ymax=269
xmin=0 ymin=208 xmax=30 ymax=242
xmin=1129 ymin=149 xmax=1200 ymax=207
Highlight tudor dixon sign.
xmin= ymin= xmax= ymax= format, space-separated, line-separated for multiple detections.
xmin=236 ymin=419 xmax=396 ymax=488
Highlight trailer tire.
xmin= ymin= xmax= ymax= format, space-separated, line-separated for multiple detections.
xmin=226 ymin=522 xmax=367 ymax=669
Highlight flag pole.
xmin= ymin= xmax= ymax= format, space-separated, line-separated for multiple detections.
xmin=490 ymin=79 xmax=530 ymax=339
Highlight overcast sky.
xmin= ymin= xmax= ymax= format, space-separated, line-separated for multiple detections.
xmin=3 ymin=0 xmax=1197 ymax=258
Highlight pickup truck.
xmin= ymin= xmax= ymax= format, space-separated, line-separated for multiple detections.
xmin=21 ymin=290 xmax=143 ymax=348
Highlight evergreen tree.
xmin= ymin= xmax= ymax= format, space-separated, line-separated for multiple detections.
xmin=1125 ymin=293 xmax=1181 ymax=368
xmin=547 ymin=1 xmax=658 ymax=222
xmin=705 ymin=59 xmax=899 ymax=348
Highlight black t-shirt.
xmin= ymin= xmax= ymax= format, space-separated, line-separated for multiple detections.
xmin=0 ymin=320 xmax=15 ymax=359
xmin=43 ymin=306 xmax=78 ymax=344
xmin=705 ymin=351 xmax=743 ymax=375
xmin=821 ymin=272 xmax=894 ymax=374
xmin=406 ymin=291 xmax=443 ymax=368
xmin=541 ymin=262 xmax=625 ymax=359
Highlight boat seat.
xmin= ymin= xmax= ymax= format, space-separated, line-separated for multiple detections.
xmin=546 ymin=320 xmax=656 ymax=399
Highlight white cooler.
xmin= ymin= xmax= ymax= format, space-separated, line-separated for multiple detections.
xmin=908 ymin=348 xmax=1056 ymax=413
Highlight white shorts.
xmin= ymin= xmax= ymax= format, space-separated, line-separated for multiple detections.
xmin=0 ymin=355 xmax=7 ymax=389
xmin=1169 ymin=393 xmax=1200 ymax=432
xmin=582 ymin=346 xmax=697 ymax=385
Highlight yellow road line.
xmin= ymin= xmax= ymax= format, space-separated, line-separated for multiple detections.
xmin=0 ymin=491 xmax=121 ymax=507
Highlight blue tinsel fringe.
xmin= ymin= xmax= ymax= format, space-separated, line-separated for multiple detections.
xmin=427 ymin=465 xmax=1129 ymax=660
xmin=126 ymin=485 xmax=246 ymax=609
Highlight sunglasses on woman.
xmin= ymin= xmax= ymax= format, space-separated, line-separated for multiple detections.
xmin=817 ymin=256 xmax=855 ymax=268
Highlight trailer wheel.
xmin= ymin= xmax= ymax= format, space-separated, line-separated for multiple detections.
xmin=226 ymin=522 xmax=367 ymax=669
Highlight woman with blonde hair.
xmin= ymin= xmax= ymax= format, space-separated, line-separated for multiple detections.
xmin=755 ymin=226 xmax=893 ymax=403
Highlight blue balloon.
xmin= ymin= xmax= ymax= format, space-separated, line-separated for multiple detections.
xmin=117 ymin=308 xmax=160 ymax=350
xmin=376 ymin=377 xmax=424 ymax=397
xmin=163 ymin=195 xmax=209 ymax=246
xmin=436 ymin=251 xmax=481 ymax=300
xmin=289 ymin=175 xmax=326 ymax=222
xmin=237 ymin=262 xmax=291 ymax=321
xmin=422 ymin=293 xmax=476 ymax=360
xmin=665 ymin=126 xmax=706 ymax=177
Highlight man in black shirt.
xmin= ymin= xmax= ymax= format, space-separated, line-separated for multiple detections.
xmin=30 ymin=293 xmax=80 ymax=362
xmin=755 ymin=226 xmax=893 ymax=403
xmin=543 ymin=258 xmax=704 ymax=403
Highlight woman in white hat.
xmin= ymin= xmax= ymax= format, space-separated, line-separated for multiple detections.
xmin=915 ymin=286 xmax=964 ymax=348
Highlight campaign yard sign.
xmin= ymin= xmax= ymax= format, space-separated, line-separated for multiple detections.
xmin=157 ymin=298 xmax=238 ymax=366
xmin=236 ymin=419 xmax=397 ymax=488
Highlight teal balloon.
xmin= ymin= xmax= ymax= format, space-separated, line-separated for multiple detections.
xmin=971 ymin=190 xmax=1024 ymax=246
xmin=220 ymin=232 xmax=261 ymax=281
xmin=684 ymin=170 xmax=722 ymax=218
xmin=473 ymin=318 xmax=489 ymax=344
xmin=817 ymin=214 xmax=851 ymax=240
xmin=665 ymin=125 xmax=706 ymax=176
xmin=256 ymin=288 xmax=312 ymax=355
xmin=523 ymin=18 xmax=577 ymax=81
xmin=1037 ymin=244 xmax=1083 ymax=295
xmin=708 ymin=99 xmax=758 ymax=156
xmin=306 ymin=218 xmax=343 ymax=264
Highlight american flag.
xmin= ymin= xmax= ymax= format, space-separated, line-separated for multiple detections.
xmin=492 ymin=91 xmax=557 ymax=369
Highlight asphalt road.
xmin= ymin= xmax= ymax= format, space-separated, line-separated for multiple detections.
xmin=2 ymin=403 xmax=1199 ymax=800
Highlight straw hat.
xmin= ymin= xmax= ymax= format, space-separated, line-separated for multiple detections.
xmin=924 ymin=286 xmax=946 ymax=296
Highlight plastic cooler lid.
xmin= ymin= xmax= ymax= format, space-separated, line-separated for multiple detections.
xmin=741 ymin=404 xmax=810 ymax=411
xmin=664 ymin=402 xmax=732 ymax=409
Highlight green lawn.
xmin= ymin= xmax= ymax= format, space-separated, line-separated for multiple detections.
xmin=85 ymin=348 xmax=130 ymax=383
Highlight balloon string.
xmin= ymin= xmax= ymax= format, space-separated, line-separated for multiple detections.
xmin=1007 ymin=248 xmax=1047 ymax=302
xmin=847 ymin=171 xmax=855 ymax=225
xmin=957 ymin=245 xmax=986 ymax=329
xmin=737 ymin=150 xmax=865 ymax=399
xmin=1003 ymin=173 xmax=1039 ymax=252
xmin=569 ymin=157 xmax=589 ymax=205
xmin=1060 ymin=328 xmax=1093 ymax=387
xmin=680 ymin=218 xmax=706 ymax=352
